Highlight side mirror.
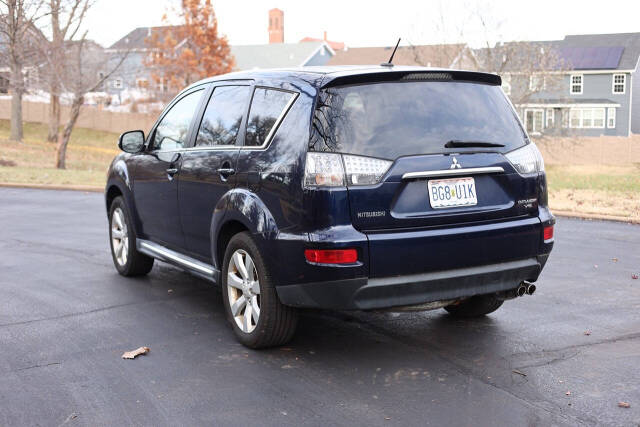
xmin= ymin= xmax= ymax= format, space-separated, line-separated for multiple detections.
xmin=118 ymin=130 xmax=145 ymax=153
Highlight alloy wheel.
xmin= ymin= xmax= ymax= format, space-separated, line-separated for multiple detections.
xmin=227 ymin=249 xmax=261 ymax=333
xmin=111 ymin=207 xmax=129 ymax=266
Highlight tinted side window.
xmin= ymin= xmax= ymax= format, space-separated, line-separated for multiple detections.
xmin=196 ymin=85 xmax=251 ymax=147
xmin=152 ymin=89 xmax=204 ymax=151
xmin=245 ymin=88 xmax=296 ymax=147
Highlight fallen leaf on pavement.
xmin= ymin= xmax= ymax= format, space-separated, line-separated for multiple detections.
xmin=566 ymin=391 xmax=571 ymax=396
xmin=122 ymin=346 xmax=150 ymax=359
xmin=632 ymin=274 xmax=638 ymax=280
xmin=584 ymin=330 xmax=591 ymax=336
xmin=618 ymin=402 xmax=630 ymax=408
xmin=512 ymin=369 xmax=527 ymax=377
xmin=612 ymin=257 xmax=618 ymax=262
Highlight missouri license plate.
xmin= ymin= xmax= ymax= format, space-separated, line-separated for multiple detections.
xmin=428 ymin=177 xmax=477 ymax=209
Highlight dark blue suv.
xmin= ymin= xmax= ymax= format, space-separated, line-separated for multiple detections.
xmin=106 ymin=66 xmax=554 ymax=348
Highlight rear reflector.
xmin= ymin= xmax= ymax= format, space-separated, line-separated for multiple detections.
xmin=304 ymin=249 xmax=358 ymax=264
xmin=543 ymin=225 xmax=554 ymax=241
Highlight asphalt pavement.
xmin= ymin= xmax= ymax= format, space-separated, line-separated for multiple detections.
xmin=1 ymin=187 xmax=639 ymax=426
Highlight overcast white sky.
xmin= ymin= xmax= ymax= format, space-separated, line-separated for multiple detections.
xmin=85 ymin=0 xmax=640 ymax=49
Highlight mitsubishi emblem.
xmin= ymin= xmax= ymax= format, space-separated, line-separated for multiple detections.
xmin=450 ymin=157 xmax=462 ymax=169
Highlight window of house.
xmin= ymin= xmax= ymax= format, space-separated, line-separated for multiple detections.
xmin=570 ymin=74 xmax=583 ymax=94
xmin=529 ymin=74 xmax=544 ymax=91
xmin=593 ymin=109 xmax=605 ymax=128
xmin=152 ymin=89 xmax=204 ymax=151
xmin=582 ymin=109 xmax=593 ymax=127
xmin=612 ymin=74 xmax=625 ymax=94
xmin=607 ymin=107 xmax=616 ymax=128
xmin=561 ymin=109 xmax=569 ymax=128
xmin=245 ymin=88 xmax=297 ymax=147
xmin=568 ymin=108 xmax=605 ymax=129
xmin=524 ymin=109 xmax=544 ymax=134
xmin=196 ymin=85 xmax=252 ymax=147
xmin=501 ymin=73 xmax=511 ymax=95
xmin=112 ymin=78 xmax=123 ymax=89
xmin=546 ymin=108 xmax=554 ymax=128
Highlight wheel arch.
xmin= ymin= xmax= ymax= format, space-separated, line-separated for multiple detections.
xmin=211 ymin=188 xmax=279 ymax=271
xmin=105 ymin=156 xmax=141 ymax=236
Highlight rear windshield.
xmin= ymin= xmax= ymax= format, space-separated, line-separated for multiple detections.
xmin=309 ymin=81 xmax=526 ymax=159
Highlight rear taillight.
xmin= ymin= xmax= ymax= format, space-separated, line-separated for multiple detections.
xmin=505 ymin=142 xmax=545 ymax=175
xmin=304 ymin=152 xmax=392 ymax=188
xmin=543 ymin=225 xmax=554 ymax=242
xmin=303 ymin=152 xmax=344 ymax=187
xmin=342 ymin=155 xmax=392 ymax=185
xmin=304 ymin=249 xmax=358 ymax=264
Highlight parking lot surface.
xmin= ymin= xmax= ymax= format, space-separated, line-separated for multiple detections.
xmin=1 ymin=188 xmax=639 ymax=426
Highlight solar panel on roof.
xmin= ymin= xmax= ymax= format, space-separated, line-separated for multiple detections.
xmin=558 ymin=46 xmax=624 ymax=69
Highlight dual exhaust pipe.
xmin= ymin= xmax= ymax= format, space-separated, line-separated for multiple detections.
xmin=517 ymin=281 xmax=536 ymax=297
xmin=499 ymin=281 xmax=536 ymax=300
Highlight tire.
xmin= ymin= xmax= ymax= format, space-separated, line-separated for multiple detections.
xmin=108 ymin=196 xmax=154 ymax=277
xmin=221 ymin=232 xmax=298 ymax=349
xmin=444 ymin=294 xmax=504 ymax=318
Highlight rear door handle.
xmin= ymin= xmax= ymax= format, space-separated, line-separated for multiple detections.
xmin=166 ymin=167 xmax=179 ymax=175
xmin=217 ymin=168 xmax=235 ymax=177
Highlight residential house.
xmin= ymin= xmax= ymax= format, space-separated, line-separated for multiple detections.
xmin=0 ymin=22 xmax=46 ymax=94
xmin=105 ymin=8 xmax=336 ymax=100
xmin=481 ymin=33 xmax=640 ymax=137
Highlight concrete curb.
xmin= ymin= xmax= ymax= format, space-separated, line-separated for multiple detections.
xmin=552 ymin=209 xmax=640 ymax=225
xmin=0 ymin=182 xmax=103 ymax=193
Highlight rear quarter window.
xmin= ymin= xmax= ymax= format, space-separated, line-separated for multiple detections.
xmin=245 ymin=88 xmax=297 ymax=147
xmin=309 ymin=81 xmax=526 ymax=159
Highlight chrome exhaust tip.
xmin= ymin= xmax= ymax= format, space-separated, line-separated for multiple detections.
xmin=526 ymin=283 xmax=536 ymax=295
xmin=516 ymin=283 xmax=527 ymax=297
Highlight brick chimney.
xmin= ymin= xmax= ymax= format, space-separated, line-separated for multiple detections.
xmin=268 ymin=8 xmax=284 ymax=43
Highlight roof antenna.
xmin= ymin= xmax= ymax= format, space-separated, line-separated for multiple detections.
xmin=381 ymin=38 xmax=401 ymax=67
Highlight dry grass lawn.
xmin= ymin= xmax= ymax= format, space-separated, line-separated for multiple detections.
xmin=0 ymin=119 xmax=639 ymax=220
xmin=537 ymin=135 xmax=640 ymax=220
xmin=0 ymin=120 xmax=119 ymax=187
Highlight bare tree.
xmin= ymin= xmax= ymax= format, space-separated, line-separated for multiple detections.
xmin=0 ymin=0 xmax=46 ymax=142
xmin=408 ymin=1 xmax=567 ymax=105
xmin=42 ymin=0 xmax=89 ymax=142
xmin=54 ymin=35 xmax=126 ymax=168
xmin=468 ymin=9 xmax=567 ymax=105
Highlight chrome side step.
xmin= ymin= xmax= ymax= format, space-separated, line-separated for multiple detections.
xmin=136 ymin=239 xmax=219 ymax=283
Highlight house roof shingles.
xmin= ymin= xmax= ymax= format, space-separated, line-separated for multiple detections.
xmin=108 ymin=26 xmax=184 ymax=50
xmin=230 ymin=42 xmax=328 ymax=70
xmin=327 ymin=44 xmax=466 ymax=68
xmin=474 ymin=33 xmax=640 ymax=73
xmin=562 ymin=33 xmax=640 ymax=70
xmin=300 ymin=37 xmax=345 ymax=51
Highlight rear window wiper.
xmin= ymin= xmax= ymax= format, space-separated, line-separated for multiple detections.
xmin=445 ymin=140 xmax=506 ymax=148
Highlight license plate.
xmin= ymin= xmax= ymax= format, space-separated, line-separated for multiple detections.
xmin=428 ymin=177 xmax=477 ymax=209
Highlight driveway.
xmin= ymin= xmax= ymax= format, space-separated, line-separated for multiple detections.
xmin=0 ymin=188 xmax=638 ymax=426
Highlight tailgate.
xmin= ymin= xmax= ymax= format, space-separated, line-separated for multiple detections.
xmin=347 ymin=152 xmax=539 ymax=231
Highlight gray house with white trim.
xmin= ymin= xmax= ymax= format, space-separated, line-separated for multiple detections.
xmin=105 ymin=27 xmax=334 ymax=100
xmin=510 ymin=33 xmax=640 ymax=137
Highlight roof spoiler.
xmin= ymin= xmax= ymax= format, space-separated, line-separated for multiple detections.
xmin=321 ymin=70 xmax=501 ymax=89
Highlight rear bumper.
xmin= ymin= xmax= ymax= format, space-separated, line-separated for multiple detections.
xmin=277 ymin=256 xmax=546 ymax=310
